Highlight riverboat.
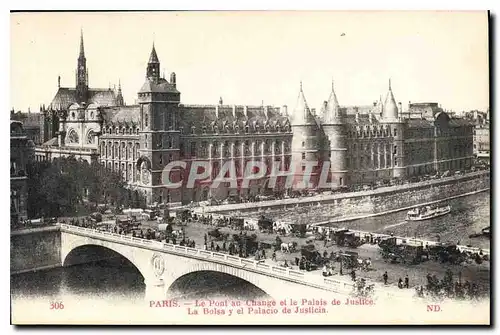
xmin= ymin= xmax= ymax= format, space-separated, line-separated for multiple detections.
xmin=481 ymin=226 xmax=490 ymax=236
xmin=406 ymin=205 xmax=451 ymax=221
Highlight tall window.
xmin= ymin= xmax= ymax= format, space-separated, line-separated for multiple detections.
xmin=190 ymin=142 xmax=196 ymax=157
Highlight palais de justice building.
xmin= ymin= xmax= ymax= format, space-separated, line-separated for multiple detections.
xmin=35 ymin=33 xmax=475 ymax=206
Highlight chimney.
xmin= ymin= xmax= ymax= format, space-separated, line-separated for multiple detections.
xmin=282 ymin=105 xmax=288 ymax=116
xmin=215 ymin=105 xmax=219 ymax=119
xmin=264 ymin=106 xmax=269 ymax=119
xmin=232 ymin=105 xmax=236 ymax=118
xmin=170 ymin=72 xmax=176 ymax=88
xmin=244 ymin=105 xmax=249 ymax=119
xmin=58 ymin=76 xmax=61 ymax=88
xmin=355 ymin=112 xmax=359 ymax=123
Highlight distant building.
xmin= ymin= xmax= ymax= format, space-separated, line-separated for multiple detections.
xmin=467 ymin=110 xmax=490 ymax=163
xmin=10 ymin=109 xmax=42 ymax=145
xmin=11 ymin=120 xmax=35 ymax=226
xmin=33 ymin=32 xmax=476 ymax=206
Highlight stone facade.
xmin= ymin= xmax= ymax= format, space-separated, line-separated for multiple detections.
xmin=34 ymin=33 xmax=475 ymax=206
xmin=11 ymin=121 xmax=35 ymax=225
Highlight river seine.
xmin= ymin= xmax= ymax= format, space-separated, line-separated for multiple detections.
xmin=10 ymin=191 xmax=489 ymax=303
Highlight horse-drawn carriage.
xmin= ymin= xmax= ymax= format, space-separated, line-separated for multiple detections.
xmin=300 ymin=245 xmax=325 ymax=270
xmin=208 ymin=228 xmax=229 ymax=241
xmin=425 ymin=243 xmax=467 ymax=265
xmin=336 ymin=251 xmax=360 ymax=269
xmin=378 ymin=237 xmax=424 ymax=265
xmin=233 ymin=233 xmax=259 ymax=255
xmin=280 ymin=241 xmax=298 ymax=253
xmin=291 ymin=223 xmax=308 ymax=238
xmin=258 ymin=216 xmax=274 ymax=233
xmin=333 ymin=229 xmax=365 ymax=248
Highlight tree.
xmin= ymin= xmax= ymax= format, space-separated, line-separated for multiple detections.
xmin=26 ymin=157 xmax=145 ymax=218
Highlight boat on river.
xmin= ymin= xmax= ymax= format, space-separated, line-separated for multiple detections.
xmin=469 ymin=226 xmax=490 ymax=239
xmin=406 ymin=205 xmax=451 ymax=221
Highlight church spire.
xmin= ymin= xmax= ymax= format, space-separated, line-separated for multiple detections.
xmin=79 ymin=28 xmax=85 ymax=58
xmin=76 ymin=29 xmax=88 ymax=103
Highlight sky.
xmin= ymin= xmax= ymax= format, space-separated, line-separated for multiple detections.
xmin=10 ymin=11 xmax=489 ymax=114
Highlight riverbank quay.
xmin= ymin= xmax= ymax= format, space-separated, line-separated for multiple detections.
xmin=191 ymin=170 xmax=489 ymax=216
xmin=11 ymin=225 xmax=62 ymax=275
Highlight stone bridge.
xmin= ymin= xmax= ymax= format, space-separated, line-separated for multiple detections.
xmin=60 ymin=224 xmax=373 ymax=301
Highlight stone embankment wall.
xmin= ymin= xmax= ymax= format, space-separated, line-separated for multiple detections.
xmin=11 ymin=226 xmax=62 ymax=274
xmin=327 ymin=175 xmax=490 ymax=219
xmin=206 ymin=171 xmax=490 ymax=220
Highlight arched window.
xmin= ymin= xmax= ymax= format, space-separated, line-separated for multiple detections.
xmin=68 ymin=129 xmax=79 ymax=144
xmin=86 ymin=130 xmax=95 ymax=144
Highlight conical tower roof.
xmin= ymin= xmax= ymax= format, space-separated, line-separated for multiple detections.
xmin=291 ymin=82 xmax=317 ymax=126
xmin=149 ymin=43 xmax=159 ymax=64
xmin=324 ymin=80 xmax=342 ymax=124
xmin=383 ymin=79 xmax=398 ymax=119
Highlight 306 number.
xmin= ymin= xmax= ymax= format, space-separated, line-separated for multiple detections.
xmin=50 ymin=302 xmax=64 ymax=310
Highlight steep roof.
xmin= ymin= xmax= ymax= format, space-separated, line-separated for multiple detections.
xmin=291 ymin=83 xmax=317 ymax=127
xmin=101 ymin=105 xmax=141 ymax=125
xmin=383 ymin=79 xmax=398 ymax=119
xmin=42 ymin=137 xmax=59 ymax=147
xmin=139 ymin=78 xmax=180 ymax=94
xmin=323 ymin=81 xmax=342 ymax=124
xmin=49 ymin=87 xmax=118 ymax=110
xmin=149 ymin=44 xmax=159 ymax=63
xmin=178 ymin=104 xmax=290 ymax=134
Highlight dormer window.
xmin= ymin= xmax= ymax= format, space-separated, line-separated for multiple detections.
xmin=202 ymin=126 xmax=207 ymax=134
xmin=191 ymin=126 xmax=196 ymax=135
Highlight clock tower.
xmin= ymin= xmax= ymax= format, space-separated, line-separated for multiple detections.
xmin=76 ymin=29 xmax=89 ymax=104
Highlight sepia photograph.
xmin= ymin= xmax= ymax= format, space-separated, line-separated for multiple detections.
xmin=9 ymin=10 xmax=490 ymax=325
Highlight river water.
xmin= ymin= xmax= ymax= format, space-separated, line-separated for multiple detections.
xmin=10 ymin=191 xmax=490 ymax=303
xmin=241 ymin=191 xmax=490 ymax=250
xmin=10 ymin=258 xmax=268 ymax=304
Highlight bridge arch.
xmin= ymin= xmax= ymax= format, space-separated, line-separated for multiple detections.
xmin=165 ymin=262 xmax=272 ymax=299
xmin=60 ymin=237 xmax=156 ymax=284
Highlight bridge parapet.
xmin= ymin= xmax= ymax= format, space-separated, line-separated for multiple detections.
xmin=59 ymin=224 xmax=360 ymax=296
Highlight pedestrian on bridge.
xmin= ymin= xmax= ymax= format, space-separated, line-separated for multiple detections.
xmin=383 ymin=271 xmax=388 ymax=285
xmin=272 ymin=252 xmax=277 ymax=262
xmin=404 ymin=275 xmax=409 ymax=289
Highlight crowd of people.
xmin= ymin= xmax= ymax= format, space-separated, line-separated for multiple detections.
xmin=416 ymin=270 xmax=485 ymax=300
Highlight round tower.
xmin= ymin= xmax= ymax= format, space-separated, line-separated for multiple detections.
xmin=322 ymin=80 xmax=348 ymax=188
xmin=290 ymin=82 xmax=320 ymax=190
xmin=382 ymin=79 xmax=405 ymax=179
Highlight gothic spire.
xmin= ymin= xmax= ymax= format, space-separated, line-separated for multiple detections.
xmin=149 ymin=42 xmax=159 ymax=64
xmin=79 ymin=28 xmax=85 ymax=58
